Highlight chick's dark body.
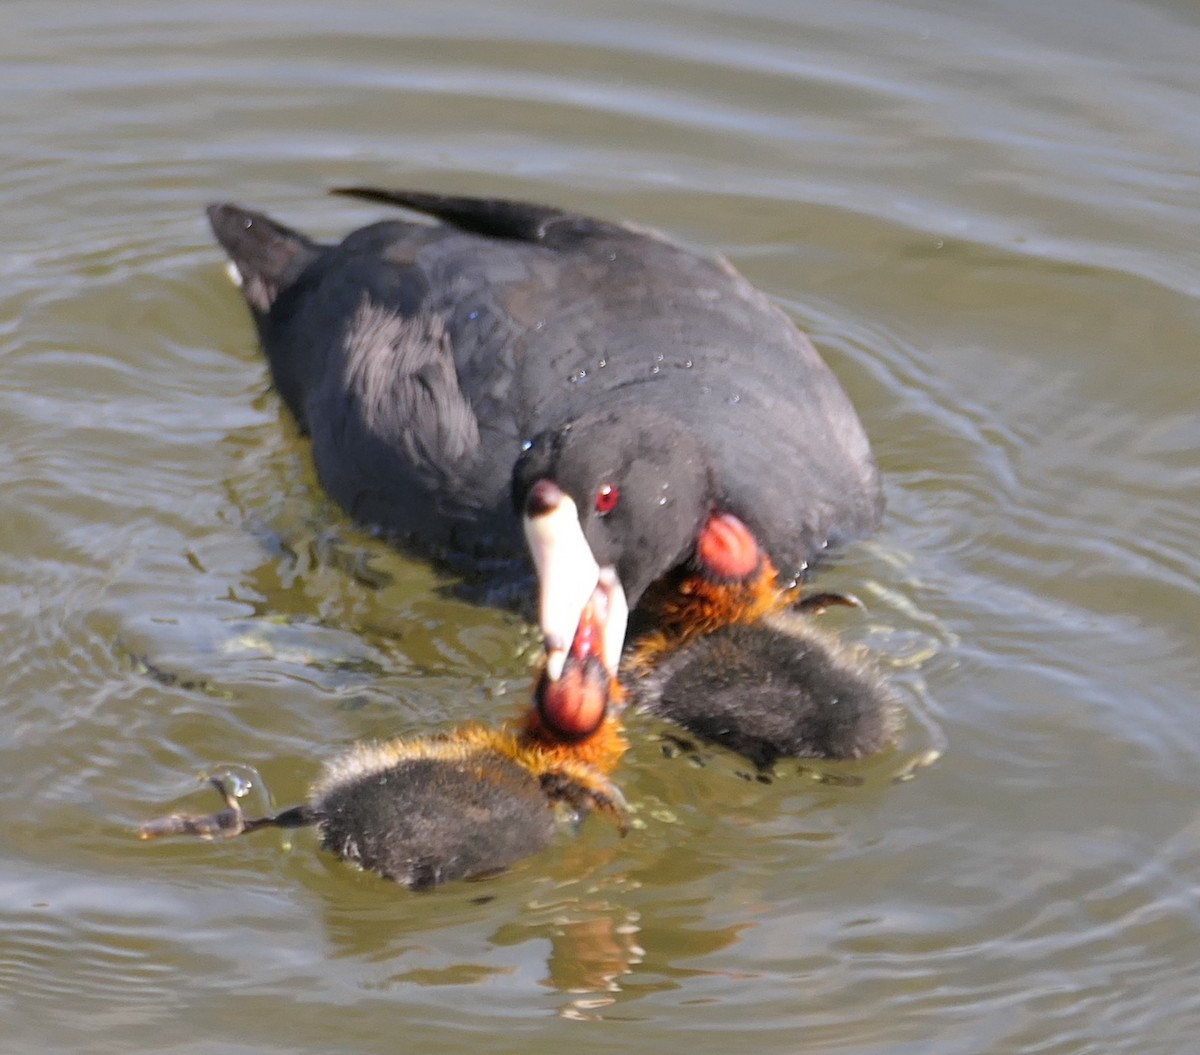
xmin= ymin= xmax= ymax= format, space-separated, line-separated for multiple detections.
xmin=314 ymin=753 xmax=556 ymax=890
xmin=625 ymin=612 xmax=902 ymax=768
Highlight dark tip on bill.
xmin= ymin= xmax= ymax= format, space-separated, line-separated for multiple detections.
xmin=525 ymin=478 xmax=566 ymax=517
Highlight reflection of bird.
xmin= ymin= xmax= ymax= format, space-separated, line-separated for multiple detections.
xmin=623 ymin=594 xmax=901 ymax=769
xmin=139 ymin=664 xmax=627 ymax=890
xmin=208 ymin=188 xmax=882 ymax=702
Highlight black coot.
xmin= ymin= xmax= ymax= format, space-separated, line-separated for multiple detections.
xmin=208 ymin=189 xmax=882 ymax=690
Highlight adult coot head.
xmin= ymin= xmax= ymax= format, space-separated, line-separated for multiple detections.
xmin=514 ymin=404 xmax=773 ymax=690
xmin=516 ymin=403 xmax=720 ymax=676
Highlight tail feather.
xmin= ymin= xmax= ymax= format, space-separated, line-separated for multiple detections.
xmin=207 ymin=203 xmax=321 ymax=314
xmin=330 ymin=186 xmax=601 ymax=245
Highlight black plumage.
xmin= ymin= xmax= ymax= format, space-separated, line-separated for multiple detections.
xmin=311 ymin=751 xmax=557 ymax=889
xmin=208 ymin=189 xmax=883 ymax=605
xmin=138 ymin=727 xmax=627 ymax=891
xmin=624 ymin=612 xmax=901 ymax=769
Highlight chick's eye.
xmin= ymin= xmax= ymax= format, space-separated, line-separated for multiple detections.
xmin=594 ymin=484 xmax=619 ymax=516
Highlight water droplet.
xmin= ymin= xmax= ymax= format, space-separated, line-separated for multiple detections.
xmin=657 ymin=496 xmax=667 ymax=506
xmin=654 ymin=352 xmax=664 ymax=362
xmin=683 ymin=359 xmax=693 ymax=369
xmin=650 ymin=365 xmax=660 ymax=375
xmin=521 ymin=439 xmax=533 ymax=452
xmin=467 ymin=310 xmax=479 ymax=320
xmin=728 ymin=392 xmax=741 ymax=404
xmin=211 ymin=768 xmax=254 ymax=799
xmin=597 ymin=358 xmax=607 ymax=369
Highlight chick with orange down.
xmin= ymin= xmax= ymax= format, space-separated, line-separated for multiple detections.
xmin=616 ymin=511 xmax=901 ymax=769
xmin=139 ymin=639 xmax=627 ymax=891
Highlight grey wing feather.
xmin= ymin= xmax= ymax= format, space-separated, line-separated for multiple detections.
xmin=305 ymin=296 xmax=481 ymax=531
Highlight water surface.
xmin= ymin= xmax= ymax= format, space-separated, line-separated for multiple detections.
xmin=3 ymin=1 xmax=1200 ymax=1052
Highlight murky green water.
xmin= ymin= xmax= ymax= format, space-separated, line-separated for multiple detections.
xmin=4 ymin=1 xmax=1199 ymax=1052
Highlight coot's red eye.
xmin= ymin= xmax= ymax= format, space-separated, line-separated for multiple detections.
xmin=594 ymin=484 xmax=619 ymax=515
